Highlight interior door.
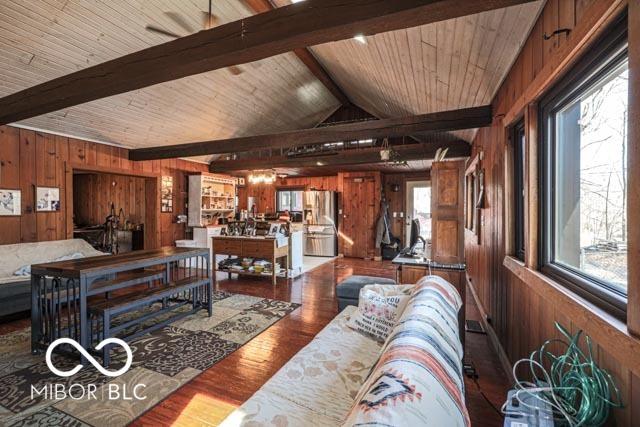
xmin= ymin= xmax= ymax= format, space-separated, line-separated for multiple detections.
xmin=342 ymin=176 xmax=376 ymax=258
xmin=430 ymin=160 xmax=465 ymax=264
xmin=405 ymin=180 xmax=432 ymax=246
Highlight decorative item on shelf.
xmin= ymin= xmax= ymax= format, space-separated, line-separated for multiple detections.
xmin=161 ymin=176 xmax=173 ymax=213
xmin=248 ymin=169 xmax=277 ymax=185
xmin=0 ymin=189 xmax=21 ymax=216
xmin=35 ymin=187 xmax=60 ymax=212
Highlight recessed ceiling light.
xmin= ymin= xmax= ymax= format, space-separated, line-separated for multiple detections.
xmin=316 ymin=161 xmax=325 ymax=166
xmin=291 ymin=0 xmax=305 ymax=3
xmin=353 ymin=34 xmax=367 ymax=44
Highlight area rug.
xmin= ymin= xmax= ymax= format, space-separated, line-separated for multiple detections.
xmin=0 ymin=291 xmax=300 ymax=427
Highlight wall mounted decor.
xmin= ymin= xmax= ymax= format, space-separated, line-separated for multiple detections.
xmin=161 ymin=176 xmax=174 ymax=213
xmin=36 ymin=187 xmax=60 ymax=212
xmin=0 ymin=189 xmax=21 ymax=216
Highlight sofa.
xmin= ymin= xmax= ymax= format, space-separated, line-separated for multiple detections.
xmin=0 ymin=239 xmax=105 ymax=317
xmin=220 ymin=275 xmax=468 ymax=426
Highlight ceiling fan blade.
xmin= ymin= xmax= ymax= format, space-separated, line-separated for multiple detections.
xmin=201 ymin=11 xmax=219 ymax=30
xmin=145 ymin=25 xmax=180 ymax=39
xmin=164 ymin=11 xmax=195 ymax=34
xmin=227 ymin=65 xmax=243 ymax=76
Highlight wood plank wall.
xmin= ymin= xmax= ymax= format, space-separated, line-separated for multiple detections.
xmin=465 ymin=0 xmax=639 ymax=425
xmin=0 ymin=125 xmax=209 ymax=246
xmin=236 ymin=175 xmax=339 ymax=212
xmin=73 ymin=173 xmax=147 ymax=226
xmin=238 ymin=171 xmax=390 ymax=258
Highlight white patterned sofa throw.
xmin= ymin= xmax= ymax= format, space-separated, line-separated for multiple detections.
xmin=0 ymin=238 xmax=105 ymax=285
xmin=220 ymin=275 xmax=467 ymax=426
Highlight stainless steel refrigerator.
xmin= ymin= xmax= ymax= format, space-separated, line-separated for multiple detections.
xmin=303 ymin=191 xmax=338 ymax=256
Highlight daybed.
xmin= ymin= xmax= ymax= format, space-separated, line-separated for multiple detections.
xmin=0 ymin=239 xmax=105 ymax=317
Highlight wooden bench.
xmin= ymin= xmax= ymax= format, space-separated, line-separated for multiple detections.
xmin=89 ymin=276 xmax=212 ymax=366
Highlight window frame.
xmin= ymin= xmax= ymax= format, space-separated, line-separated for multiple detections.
xmin=539 ymin=12 xmax=628 ymax=318
xmin=512 ymin=119 xmax=526 ymax=261
xmin=276 ymin=188 xmax=304 ymax=212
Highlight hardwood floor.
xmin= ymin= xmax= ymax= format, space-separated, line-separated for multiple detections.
xmin=0 ymin=258 xmax=510 ymax=426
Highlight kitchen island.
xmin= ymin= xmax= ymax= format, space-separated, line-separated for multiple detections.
xmin=212 ymin=235 xmax=289 ymax=285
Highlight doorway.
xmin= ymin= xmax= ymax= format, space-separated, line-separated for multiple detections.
xmin=405 ymin=180 xmax=431 ymax=246
xmin=68 ymin=164 xmax=160 ymax=252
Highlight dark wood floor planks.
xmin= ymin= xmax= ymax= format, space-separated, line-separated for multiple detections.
xmin=0 ymin=258 xmax=510 ymax=426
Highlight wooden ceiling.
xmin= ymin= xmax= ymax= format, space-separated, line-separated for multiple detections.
xmin=0 ymin=0 xmax=544 ymax=164
xmin=274 ymin=0 xmax=544 ymax=143
xmin=0 ymin=0 xmax=340 ymax=162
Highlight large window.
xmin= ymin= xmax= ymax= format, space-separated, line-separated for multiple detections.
xmin=540 ymin=15 xmax=628 ymax=315
xmin=277 ymin=189 xmax=303 ymax=212
xmin=512 ymin=119 xmax=526 ymax=261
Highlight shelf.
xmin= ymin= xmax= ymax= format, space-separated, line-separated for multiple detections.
xmin=219 ymin=268 xmax=286 ymax=278
xmin=201 ymin=208 xmax=234 ymax=212
xmin=89 ymin=268 xmax=166 ymax=295
xmin=202 ymin=195 xmax=234 ymax=199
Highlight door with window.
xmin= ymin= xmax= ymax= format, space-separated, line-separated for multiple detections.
xmin=405 ymin=181 xmax=431 ymax=247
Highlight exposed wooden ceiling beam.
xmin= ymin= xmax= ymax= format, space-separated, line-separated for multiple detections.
xmin=0 ymin=0 xmax=534 ymax=125
xmin=209 ymin=141 xmax=470 ymax=173
xmin=129 ymin=105 xmax=491 ymax=160
xmin=240 ymin=0 xmax=351 ymax=105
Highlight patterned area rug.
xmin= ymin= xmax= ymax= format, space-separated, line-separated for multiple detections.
xmin=0 ymin=292 xmax=300 ymax=426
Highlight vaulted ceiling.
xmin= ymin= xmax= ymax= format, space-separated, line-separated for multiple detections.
xmin=0 ymin=0 xmax=544 ymax=163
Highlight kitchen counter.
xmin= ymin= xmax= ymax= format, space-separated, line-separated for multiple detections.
xmin=392 ymin=253 xmax=465 ymax=270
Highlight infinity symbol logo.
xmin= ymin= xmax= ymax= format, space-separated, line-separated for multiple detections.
xmin=45 ymin=338 xmax=133 ymax=378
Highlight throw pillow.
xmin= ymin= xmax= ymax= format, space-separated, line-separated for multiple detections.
xmin=346 ymin=287 xmax=410 ymax=342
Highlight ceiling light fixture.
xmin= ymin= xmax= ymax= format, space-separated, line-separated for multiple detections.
xmin=248 ymin=169 xmax=277 ymax=185
xmin=353 ymin=34 xmax=367 ymax=44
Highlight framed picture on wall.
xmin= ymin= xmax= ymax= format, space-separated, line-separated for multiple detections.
xmin=161 ymin=176 xmax=173 ymax=213
xmin=0 ymin=189 xmax=21 ymax=216
xmin=36 ymin=187 xmax=60 ymax=212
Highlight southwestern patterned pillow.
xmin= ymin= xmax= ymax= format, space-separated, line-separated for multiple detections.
xmin=346 ymin=285 xmax=411 ymax=343
xmin=342 ymin=276 xmax=469 ymax=427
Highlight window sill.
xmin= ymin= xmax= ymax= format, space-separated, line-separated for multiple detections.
xmin=503 ymin=255 xmax=640 ymax=377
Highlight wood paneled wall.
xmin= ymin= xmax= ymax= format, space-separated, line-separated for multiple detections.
xmin=238 ymin=171 xmax=389 ymax=259
xmin=465 ymin=1 xmax=639 ymax=425
xmin=0 ymin=125 xmax=209 ymax=246
xmin=236 ymin=175 xmax=339 ymax=212
xmin=73 ymin=173 xmax=147 ymax=226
